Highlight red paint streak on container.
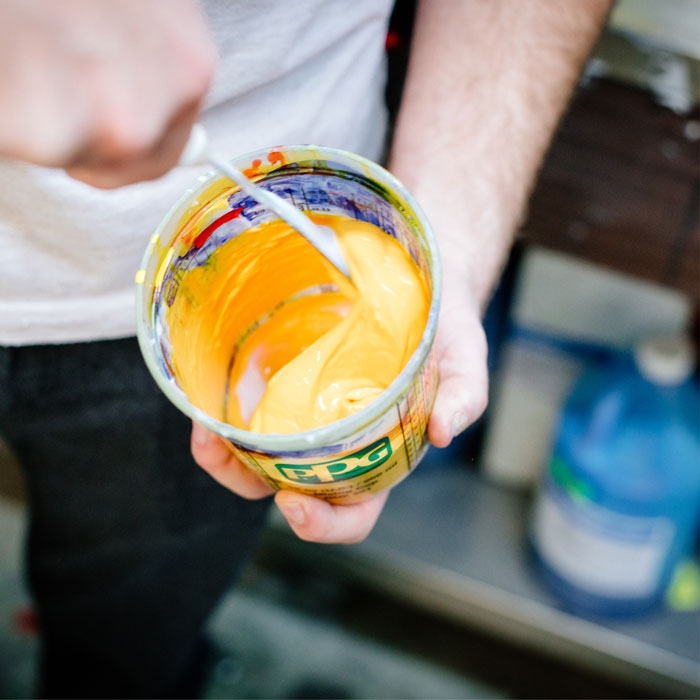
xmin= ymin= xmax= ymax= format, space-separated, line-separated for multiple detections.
xmin=193 ymin=207 xmax=244 ymax=249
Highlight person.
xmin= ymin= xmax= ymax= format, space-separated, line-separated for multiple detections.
xmin=0 ymin=0 xmax=612 ymax=695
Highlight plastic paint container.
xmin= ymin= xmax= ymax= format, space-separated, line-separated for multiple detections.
xmin=136 ymin=145 xmax=441 ymax=504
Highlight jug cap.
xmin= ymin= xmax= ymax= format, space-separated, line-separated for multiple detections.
xmin=635 ymin=335 xmax=694 ymax=386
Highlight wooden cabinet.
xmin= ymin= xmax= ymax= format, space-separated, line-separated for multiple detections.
xmin=521 ymin=78 xmax=699 ymax=300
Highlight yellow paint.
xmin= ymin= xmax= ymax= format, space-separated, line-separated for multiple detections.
xmin=165 ymin=213 xmax=429 ymax=434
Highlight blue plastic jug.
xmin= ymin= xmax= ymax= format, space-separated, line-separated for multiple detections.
xmin=531 ymin=335 xmax=700 ymax=617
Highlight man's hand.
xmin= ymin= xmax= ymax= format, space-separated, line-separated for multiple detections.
xmin=428 ymin=275 xmax=488 ymax=448
xmin=189 ymin=265 xmax=488 ymax=545
xmin=0 ymin=0 xmax=214 ymax=187
xmin=191 ymin=422 xmax=389 ymax=544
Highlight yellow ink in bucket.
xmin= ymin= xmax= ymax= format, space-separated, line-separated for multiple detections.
xmin=136 ymin=146 xmax=441 ymax=504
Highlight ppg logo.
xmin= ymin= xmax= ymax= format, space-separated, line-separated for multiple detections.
xmin=275 ymin=437 xmax=392 ymax=484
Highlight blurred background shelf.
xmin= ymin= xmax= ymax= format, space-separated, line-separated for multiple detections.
xmin=520 ymin=75 xmax=699 ymax=300
xmin=258 ymin=458 xmax=700 ymax=699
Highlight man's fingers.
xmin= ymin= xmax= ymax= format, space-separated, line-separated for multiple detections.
xmin=1 ymin=0 xmax=214 ymax=175
xmin=66 ymin=101 xmax=200 ymax=188
xmin=190 ymin=422 xmax=274 ymax=500
xmin=192 ymin=420 xmax=388 ymax=542
xmin=275 ymin=490 xmax=389 ymax=544
xmin=428 ymin=303 xmax=488 ymax=448
xmin=428 ymin=369 xmax=488 ymax=448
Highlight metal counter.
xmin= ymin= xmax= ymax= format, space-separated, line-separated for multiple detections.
xmin=262 ymin=460 xmax=700 ymax=698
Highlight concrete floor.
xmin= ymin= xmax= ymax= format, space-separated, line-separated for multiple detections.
xmin=203 ymin=582 xmax=499 ymax=699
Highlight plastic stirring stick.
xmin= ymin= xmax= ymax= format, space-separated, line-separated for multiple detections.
xmin=179 ymin=124 xmax=352 ymax=279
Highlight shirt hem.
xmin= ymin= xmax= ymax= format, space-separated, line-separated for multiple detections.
xmin=0 ymin=291 xmax=137 ymax=346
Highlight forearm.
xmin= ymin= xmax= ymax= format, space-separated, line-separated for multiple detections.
xmin=389 ymin=0 xmax=612 ymax=308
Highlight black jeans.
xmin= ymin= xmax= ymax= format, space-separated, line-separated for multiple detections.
xmin=0 ymin=338 xmax=270 ymax=698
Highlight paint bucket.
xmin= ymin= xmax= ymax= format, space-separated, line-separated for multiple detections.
xmin=136 ymin=145 xmax=441 ymax=504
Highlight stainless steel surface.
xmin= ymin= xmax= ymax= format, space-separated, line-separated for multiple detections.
xmin=265 ymin=462 xmax=700 ymax=698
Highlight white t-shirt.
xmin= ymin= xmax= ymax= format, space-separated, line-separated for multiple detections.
xmin=0 ymin=0 xmax=393 ymax=345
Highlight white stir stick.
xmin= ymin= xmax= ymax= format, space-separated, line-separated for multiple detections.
xmin=179 ymin=125 xmax=351 ymax=279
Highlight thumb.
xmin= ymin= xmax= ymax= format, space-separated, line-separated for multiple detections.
xmin=428 ymin=303 xmax=488 ymax=448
